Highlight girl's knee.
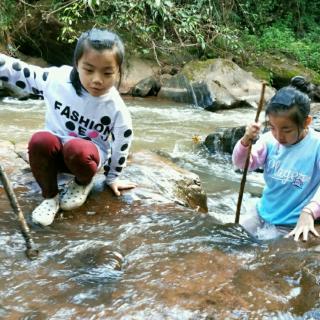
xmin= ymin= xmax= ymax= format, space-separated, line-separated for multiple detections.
xmin=28 ymin=131 xmax=61 ymax=153
xmin=64 ymin=139 xmax=99 ymax=166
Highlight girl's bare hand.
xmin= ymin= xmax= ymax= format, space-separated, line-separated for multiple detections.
xmin=109 ymin=180 xmax=137 ymax=196
xmin=285 ymin=210 xmax=319 ymax=241
xmin=241 ymin=122 xmax=261 ymax=147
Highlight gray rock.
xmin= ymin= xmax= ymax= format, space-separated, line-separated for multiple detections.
xmin=0 ymin=142 xmax=208 ymax=214
xmin=159 ymin=58 xmax=275 ymax=111
xmin=204 ymin=126 xmax=246 ymax=154
xmin=131 ymin=76 xmax=161 ymax=97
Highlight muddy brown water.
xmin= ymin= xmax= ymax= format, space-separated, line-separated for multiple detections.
xmin=0 ymin=97 xmax=320 ymax=319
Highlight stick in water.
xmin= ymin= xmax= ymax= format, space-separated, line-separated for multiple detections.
xmin=0 ymin=164 xmax=39 ymax=259
xmin=234 ymin=82 xmax=267 ymax=224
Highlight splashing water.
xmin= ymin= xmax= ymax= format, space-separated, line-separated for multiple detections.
xmin=0 ymin=97 xmax=319 ymax=319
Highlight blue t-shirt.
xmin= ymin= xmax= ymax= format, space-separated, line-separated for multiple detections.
xmin=257 ymin=128 xmax=320 ymax=225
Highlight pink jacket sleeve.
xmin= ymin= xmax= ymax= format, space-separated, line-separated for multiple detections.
xmin=232 ymin=137 xmax=320 ymax=220
xmin=232 ymin=138 xmax=267 ymax=171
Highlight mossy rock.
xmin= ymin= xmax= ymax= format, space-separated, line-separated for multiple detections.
xmin=243 ymin=65 xmax=272 ymax=84
xmin=181 ymin=59 xmax=237 ymax=82
xmin=244 ymin=52 xmax=320 ymax=89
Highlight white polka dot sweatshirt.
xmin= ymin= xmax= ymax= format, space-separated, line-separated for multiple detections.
xmin=0 ymin=53 xmax=133 ymax=185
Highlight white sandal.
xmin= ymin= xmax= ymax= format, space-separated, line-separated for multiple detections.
xmin=60 ymin=179 xmax=94 ymax=211
xmin=32 ymin=194 xmax=60 ymax=226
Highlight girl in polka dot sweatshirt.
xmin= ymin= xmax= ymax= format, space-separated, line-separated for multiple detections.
xmin=0 ymin=28 xmax=136 ymax=226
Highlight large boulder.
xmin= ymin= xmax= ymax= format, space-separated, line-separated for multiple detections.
xmin=157 ymin=73 xmax=213 ymax=106
xmin=0 ymin=141 xmax=29 ymax=179
xmin=120 ymin=58 xmax=160 ymax=95
xmin=0 ymin=142 xmax=208 ymax=215
xmin=244 ymin=53 xmax=320 ymax=89
xmin=204 ymin=126 xmax=246 ymax=154
xmin=131 ymin=76 xmax=161 ymax=97
xmin=125 ymin=151 xmax=208 ymax=213
xmin=158 ymin=58 xmax=275 ymax=111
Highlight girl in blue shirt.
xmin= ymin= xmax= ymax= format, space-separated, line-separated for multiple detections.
xmin=233 ymin=84 xmax=320 ymax=241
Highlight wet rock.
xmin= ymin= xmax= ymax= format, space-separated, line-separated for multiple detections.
xmin=120 ymin=57 xmax=160 ymax=95
xmin=158 ymin=58 xmax=275 ymax=111
xmin=158 ymin=74 xmax=213 ymax=107
xmin=157 ymin=74 xmax=195 ymax=105
xmin=0 ymin=141 xmax=29 ymax=178
xmin=141 ymin=249 xmax=248 ymax=314
xmin=122 ymin=151 xmax=208 ymax=213
xmin=59 ymin=242 xmax=124 ymax=277
xmin=174 ymin=176 xmax=208 ymax=213
xmin=204 ymin=126 xmax=246 ymax=154
xmin=0 ymin=80 xmax=31 ymax=100
xmin=0 ymin=142 xmax=208 ymax=215
xmin=244 ymin=53 xmax=320 ymax=89
xmin=131 ymin=76 xmax=161 ymax=97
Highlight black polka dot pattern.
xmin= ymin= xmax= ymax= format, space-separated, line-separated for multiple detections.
xmin=23 ymin=68 xmax=31 ymax=78
xmin=16 ymin=81 xmax=26 ymax=89
xmin=118 ymin=157 xmax=125 ymax=165
xmin=0 ymin=54 xmax=134 ymax=186
xmin=32 ymin=87 xmax=40 ymax=94
xmin=30 ymin=86 xmax=44 ymax=99
xmin=12 ymin=62 xmax=21 ymax=71
xmin=66 ymin=121 xmax=76 ymax=131
xmin=101 ymin=116 xmax=111 ymax=125
xmin=120 ymin=144 xmax=128 ymax=151
xmin=104 ymin=165 xmax=110 ymax=175
xmin=42 ymin=72 xmax=49 ymax=81
xmin=124 ymin=129 xmax=132 ymax=138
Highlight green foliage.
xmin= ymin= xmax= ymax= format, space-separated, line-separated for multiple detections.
xmin=234 ymin=0 xmax=320 ymax=34
xmin=1 ymin=0 xmax=320 ymax=74
xmin=0 ymin=0 xmax=21 ymax=53
xmin=51 ymin=0 xmax=243 ymax=60
xmin=243 ymin=24 xmax=320 ymax=72
xmin=51 ymin=0 xmax=320 ymax=67
xmin=0 ymin=0 xmax=17 ymax=30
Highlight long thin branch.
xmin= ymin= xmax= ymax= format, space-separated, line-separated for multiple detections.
xmin=44 ymin=0 xmax=79 ymax=17
xmin=151 ymin=40 xmax=162 ymax=67
xmin=18 ymin=0 xmax=37 ymax=8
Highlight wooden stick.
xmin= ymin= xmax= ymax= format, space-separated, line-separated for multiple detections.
xmin=0 ymin=164 xmax=39 ymax=259
xmin=234 ymin=82 xmax=267 ymax=224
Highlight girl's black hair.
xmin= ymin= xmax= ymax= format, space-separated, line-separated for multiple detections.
xmin=266 ymin=85 xmax=310 ymax=130
xmin=70 ymin=28 xmax=125 ymax=96
xmin=290 ymin=75 xmax=312 ymax=95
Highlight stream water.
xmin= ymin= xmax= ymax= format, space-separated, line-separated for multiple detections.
xmin=0 ymin=97 xmax=320 ymax=319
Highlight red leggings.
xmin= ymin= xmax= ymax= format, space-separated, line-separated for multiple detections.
xmin=28 ymin=131 xmax=100 ymax=198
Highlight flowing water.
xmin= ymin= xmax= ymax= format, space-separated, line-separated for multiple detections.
xmin=0 ymin=97 xmax=320 ymax=319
